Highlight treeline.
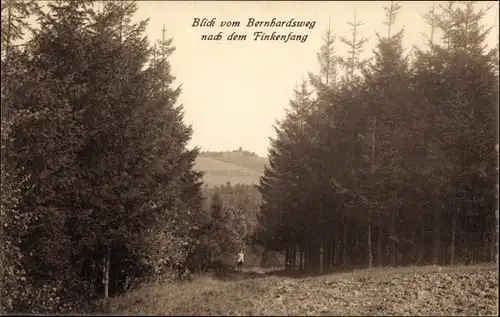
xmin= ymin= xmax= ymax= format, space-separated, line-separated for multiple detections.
xmin=257 ymin=1 xmax=499 ymax=273
xmin=0 ymin=0 xmax=254 ymax=314
xmin=201 ymin=148 xmax=260 ymax=158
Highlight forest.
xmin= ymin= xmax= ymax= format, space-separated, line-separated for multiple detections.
xmin=1 ymin=0 xmax=498 ymax=315
xmin=258 ymin=0 xmax=499 ymax=274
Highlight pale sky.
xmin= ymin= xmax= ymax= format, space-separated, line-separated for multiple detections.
xmin=132 ymin=1 xmax=499 ymax=157
xmin=26 ymin=1 xmax=500 ymax=157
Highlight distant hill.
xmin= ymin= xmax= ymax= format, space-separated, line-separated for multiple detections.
xmin=194 ymin=149 xmax=268 ymax=186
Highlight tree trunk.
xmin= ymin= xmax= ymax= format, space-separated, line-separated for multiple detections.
xmin=335 ymin=231 xmax=341 ymax=266
xmin=495 ymin=196 xmax=499 ymax=263
xmin=103 ymin=247 xmax=110 ymax=299
xmin=367 ymin=208 xmax=373 ymax=268
xmin=481 ymin=230 xmax=488 ymax=263
xmin=309 ymin=243 xmax=318 ymax=272
xmin=409 ymin=228 xmax=415 ymax=265
xmin=90 ymin=258 xmax=97 ymax=298
xmin=298 ymin=244 xmax=301 ymax=271
xmin=351 ymin=226 xmax=360 ymax=264
xmin=307 ymin=242 xmax=312 ymax=271
xmin=433 ymin=208 xmax=441 ymax=265
xmin=323 ymin=238 xmax=329 ymax=271
xmin=3 ymin=0 xmax=13 ymax=120
xmin=391 ymin=211 xmax=397 ymax=266
xmin=312 ymin=244 xmax=316 ymax=272
xmin=418 ymin=212 xmax=425 ymax=265
xmin=285 ymin=248 xmax=289 ymax=271
xmin=377 ymin=213 xmax=383 ymax=267
xmin=450 ymin=212 xmax=456 ymax=265
xmin=110 ymin=249 xmax=117 ymax=297
xmin=305 ymin=243 xmax=310 ymax=271
xmin=299 ymin=246 xmax=304 ymax=271
xmin=319 ymin=243 xmax=324 ymax=274
xmin=317 ymin=244 xmax=321 ymax=272
xmin=311 ymin=243 xmax=318 ymax=272
xmin=368 ymin=116 xmax=377 ymax=269
xmin=316 ymin=244 xmax=321 ymax=272
xmin=330 ymin=239 xmax=334 ymax=268
xmin=342 ymin=220 xmax=348 ymax=266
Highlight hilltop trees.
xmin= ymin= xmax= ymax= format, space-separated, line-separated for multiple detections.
xmin=257 ymin=1 xmax=498 ymax=273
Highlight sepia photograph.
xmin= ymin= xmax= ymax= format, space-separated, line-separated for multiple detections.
xmin=1 ymin=0 xmax=499 ymax=315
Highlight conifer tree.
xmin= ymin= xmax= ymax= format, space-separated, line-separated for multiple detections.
xmin=309 ymin=20 xmax=339 ymax=96
xmin=321 ymin=9 xmax=371 ymax=268
xmin=258 ymin=79 xmax=318 ymax=271
xmin=257 ymin=0 xmax=497 ymax=274
xmin=359 ymin=0 xmax=412 ymax=267
xmin=1 ymin=1 xmax=40 ymax=312
xmin=339 ymin=9 xmax=370 ymax=86
xmin=413 ymin=0 xmax=498 ymax=264
xmin=2 ymin=0 xmax=205 ymax=311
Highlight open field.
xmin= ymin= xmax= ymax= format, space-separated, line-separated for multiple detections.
xmin=105 ymin=264 xmax=499 ymax=316
xmin=194 ymin=153 xmax=268 ymax=186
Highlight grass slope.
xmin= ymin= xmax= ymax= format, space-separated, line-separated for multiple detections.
xmin=106 ymin=264 xmax=498 ymax=316
xmin=195 ymin=152 xmax=268 ymax=186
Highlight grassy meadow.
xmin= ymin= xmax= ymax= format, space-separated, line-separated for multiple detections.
xmin=105 ymin=264 xmax=499 ymax=316
xmin=195 ymin=152 xmax=268 ymax=186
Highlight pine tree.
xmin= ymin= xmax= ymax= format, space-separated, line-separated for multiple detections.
xmin=339 ymin=9 xmax=370 ymax=86
xmin=0 ymin=1 xmax=40 ymax=312
xmin=5 ymin=0 xmax=99 ymax=311
xmin=258 ymin=80 xmax=319 ymax=271
xmin=2 ymin=0 xmax=205 ymax=311
xmin=320 ymin=9 xmax=371 ymax=268
xmin=419 ymin=1 xmax=437 ymax=50
xmin=359 ymin=0 xmax=412 ymax=267
xmin=254 ymin=0 xmax=497 ymax=272
xmin=146 ymin=23 xmax=205 ymax=278
xmin=413 ymin=1 xmax=498 ymax=264
xmin=309 ymin=19 xmax=339 ymax=96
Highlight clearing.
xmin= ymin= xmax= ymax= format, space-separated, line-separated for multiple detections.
xmin=105 ymin=264 xmax=498 ymax=316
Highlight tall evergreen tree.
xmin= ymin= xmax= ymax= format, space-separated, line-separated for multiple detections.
xmin=412 ymin=0 xmax=498 ymax=265
xmin=258 ymin=79 xmax=319 ymax=271
xmin=256 ymin=0 xmax=497 ymax=275
xmin=339 ymin=9 xmax=370 ymax=86
xmin=322 ymin=9 xmax=371 ymax=268
xmin=1 ymin=1 xmax=41 ymax=312
xmin=357 ymin=0 xmax=413 ymax=267
xmin=2 ymin=0 xmax=204 ymax=312
xmin=309 ymin=20 xmax=339 ymax=96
